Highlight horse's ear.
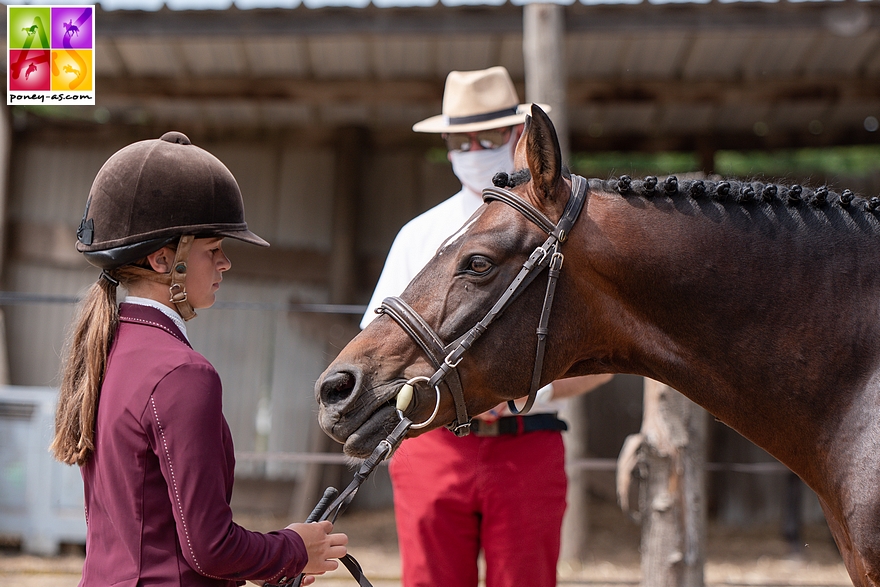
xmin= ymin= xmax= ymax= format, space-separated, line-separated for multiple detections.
xmin=513 ymin=114 xmax=532 ymax=171
xmin=523 ymin=104 xmax=563 ymax=201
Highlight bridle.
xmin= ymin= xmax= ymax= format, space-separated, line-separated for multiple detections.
xmin=269 ymin=175 xmax=588 ymax=587
xmin=376 ymin=174 xmax=589 ymax=436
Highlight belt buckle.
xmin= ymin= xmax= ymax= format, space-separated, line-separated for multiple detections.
xmin=476 ymin=419 xmax=500 ymax=437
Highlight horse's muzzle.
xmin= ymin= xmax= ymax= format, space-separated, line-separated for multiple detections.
xmin=316 ymin=364 xmax=408 ymax=456
xmin=315 ymin=364 xmax=363 ymax=440
xmin=318 ymin=366 xmax=359 ymax=408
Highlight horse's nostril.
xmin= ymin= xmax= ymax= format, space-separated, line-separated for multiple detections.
xmin=321 ymin=370 xmax=357 ymax=405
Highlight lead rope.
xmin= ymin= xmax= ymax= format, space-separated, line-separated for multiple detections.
xmin=266 ymin=394 xmax=415 ymax=587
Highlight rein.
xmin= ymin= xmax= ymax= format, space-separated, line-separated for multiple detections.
xmin=377 ymin=174 xmax=589 ymax=435
xmin=267 ymin=416 xmax=412 ymax=587
xmin=269 ymin=175 xmax=588 ymax=587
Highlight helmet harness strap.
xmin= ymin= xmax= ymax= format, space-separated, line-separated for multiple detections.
xmin=101 ymin=235 xmax=197 ymax=322
xmin=168 ymin=235 xmax=196 ymax=321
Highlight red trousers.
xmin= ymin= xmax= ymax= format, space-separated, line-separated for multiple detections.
xmin=388 ymin=426 xmax=567 ymax=587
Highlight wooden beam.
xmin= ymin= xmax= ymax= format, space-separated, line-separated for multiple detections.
xmin=565 ymin=1 xmax=879 ymax=33
xmin=567 ymin=78 xmax=880 ymax=107
xmin=96 ymin=3 xmax=525 ymax=38
xmin=94 ymin=75 xmax=880 ymax=107
xmin=96 ymin=77 xmax=445 ymax=104
xmin=93 ymin=2 xmax=880 ymax=38
xmin=569 ymin=126 xmax=880 ymax=154
xmin=14 ymin=102 xmax=879 ymax=154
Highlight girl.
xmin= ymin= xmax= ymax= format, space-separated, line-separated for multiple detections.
xmin=51 ymin=131 xmax=346 ymax=586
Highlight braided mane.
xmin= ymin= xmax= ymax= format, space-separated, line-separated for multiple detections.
xmin=493 ymin=170 xmax=880 ymax=233
xmin=599 ymin=175 xmax=878 ymax=211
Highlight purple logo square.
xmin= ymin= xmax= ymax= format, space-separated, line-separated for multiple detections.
xmin=51 ymin=6 xmax=92 ymax=50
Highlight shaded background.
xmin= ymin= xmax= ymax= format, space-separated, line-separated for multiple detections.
xmin=1 ymin=0 xmax=879 ymax=562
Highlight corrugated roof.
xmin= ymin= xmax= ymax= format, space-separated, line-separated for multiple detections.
xmin=3 ymin=0 xmax=867 ymax=11
xmin=7 ymin=0 xmax=880 ymax=154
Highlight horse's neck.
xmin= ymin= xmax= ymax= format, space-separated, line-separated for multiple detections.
xmin=578 ymin=189 xmax=880 ymax=478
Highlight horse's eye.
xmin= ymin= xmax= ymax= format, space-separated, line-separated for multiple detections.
xmin=466 ymin=256 xmax=493 ymax=275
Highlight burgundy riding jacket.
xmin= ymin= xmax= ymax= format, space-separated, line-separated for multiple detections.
xmin=79 ymin=303 xmax=306 ymax=586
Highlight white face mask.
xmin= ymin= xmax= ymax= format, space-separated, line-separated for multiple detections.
xmin=449 ymin=138 xmax=516 ymax=196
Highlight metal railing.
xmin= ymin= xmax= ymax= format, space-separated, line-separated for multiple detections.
xmin=0 ymin=291 xmax=367 ymax=315
xmin=1 ymin=290 xmax=794 ymax=477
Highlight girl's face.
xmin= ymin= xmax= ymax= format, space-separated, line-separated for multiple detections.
xmin=184 ymin=237 xmax=231 ymax=309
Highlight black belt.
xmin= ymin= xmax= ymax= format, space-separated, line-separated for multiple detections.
xmin=470 ymin=413 xmax=567 ymax=437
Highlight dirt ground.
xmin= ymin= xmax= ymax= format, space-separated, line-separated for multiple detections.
xmin=0 ymin=496 xmax=851 ymax=587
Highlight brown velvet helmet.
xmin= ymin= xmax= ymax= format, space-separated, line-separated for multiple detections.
xmin=76 ymin=131 xmax=268 ymax=270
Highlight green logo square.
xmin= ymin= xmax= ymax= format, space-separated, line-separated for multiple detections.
xmin=8 ymin=6 xmax=51 ymax=50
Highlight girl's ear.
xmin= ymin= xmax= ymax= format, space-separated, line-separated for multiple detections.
xmin=146 ymin=246 xmax=174 ymax=274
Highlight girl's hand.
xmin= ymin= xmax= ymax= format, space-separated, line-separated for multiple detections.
xmin=287 ymin=520 xmax=348 ymax=575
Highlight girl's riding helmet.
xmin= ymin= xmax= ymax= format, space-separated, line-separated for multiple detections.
xmin=76 ymin=131 xmax=268 ymax=319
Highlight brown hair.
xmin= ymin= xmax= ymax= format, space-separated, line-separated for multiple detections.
xmin=50 ymin=261 xmax=170 ymax=466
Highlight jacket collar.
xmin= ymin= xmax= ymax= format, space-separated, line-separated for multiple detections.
xmin=119 ymin=303 xmax=191 ymax=348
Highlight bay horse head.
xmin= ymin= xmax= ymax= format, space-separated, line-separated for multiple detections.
xmin=319 ymin=104 xmax=880 ymax=586
xmin=317 ymin=105 xmax=593 ymax=457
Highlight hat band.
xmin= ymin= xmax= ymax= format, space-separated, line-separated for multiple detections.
xmin=446 ymin=106 xmax=518 ymax=126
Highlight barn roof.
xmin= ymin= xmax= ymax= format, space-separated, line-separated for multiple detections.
xmin=9 ymin=0 xmax=880 ymax=153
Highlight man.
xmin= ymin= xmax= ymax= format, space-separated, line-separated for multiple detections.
xmin=362 ymin=66 xmax=612 ymax=587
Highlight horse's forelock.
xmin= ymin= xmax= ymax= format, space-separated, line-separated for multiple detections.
xmin=494 ymin=168 xmax=530 ymax=188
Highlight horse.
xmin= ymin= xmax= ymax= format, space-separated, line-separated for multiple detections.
xmin=316 ymin=104 xmax=880 ymax=586
xmin=63 ymin=20 xmax=80 ymax=38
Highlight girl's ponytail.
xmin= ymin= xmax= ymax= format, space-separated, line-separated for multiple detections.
xmin=50 ymin=274 xmax=119 ymax=466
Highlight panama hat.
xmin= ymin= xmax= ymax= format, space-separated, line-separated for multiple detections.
xmin=413 ymin=66 xmax=550 ymax=134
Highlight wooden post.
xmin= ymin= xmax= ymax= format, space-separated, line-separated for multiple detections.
xmin=327 ymin=126 xmax=366 ymax=308
xmin=523 ymin=2 xmax=570 ymax=159
xmin=0 ymin=106 xmax=13 ymax=385
xmin=291 ymin=126 xmax=367 ymax=520
xmin=559 ymin=392 xmax=589 ymax=562
xmin=697 ymin=140 xmax=716 ymax=176
xmin=622 ymin=379 xmax=708 ymax=587
xmin=524 ymin=1 xmax=583 ymax=561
